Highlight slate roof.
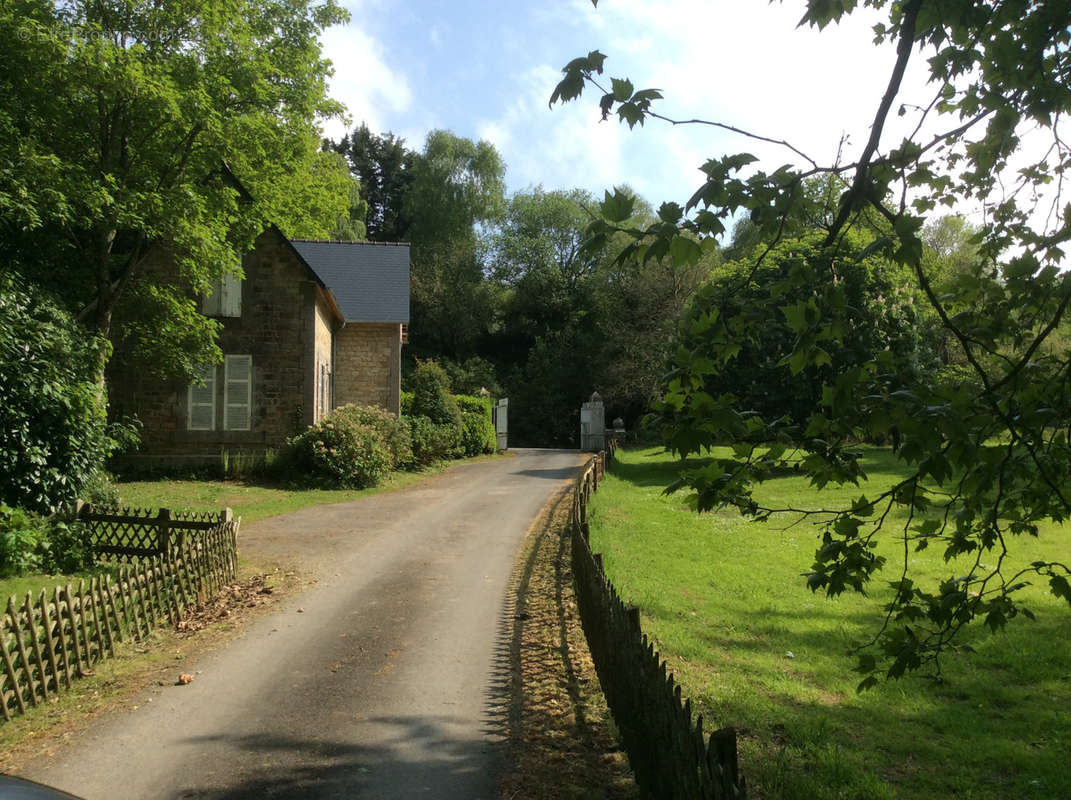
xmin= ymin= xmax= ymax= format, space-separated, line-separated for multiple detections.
xmin=290 ymin=239 xmax=410 ymax=324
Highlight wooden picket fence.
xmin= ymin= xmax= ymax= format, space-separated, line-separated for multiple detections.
xmin=571 ymin=446 xmax=748 ymax=800
xmin=0 ymin=507 xmax=239 ymax=722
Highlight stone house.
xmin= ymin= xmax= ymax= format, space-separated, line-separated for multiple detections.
xmin=113 ymin=226 xmax=410 ymax=465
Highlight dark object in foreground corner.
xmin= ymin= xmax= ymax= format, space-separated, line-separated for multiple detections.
xmin=0 ymin=775 xmax=83 ymax=799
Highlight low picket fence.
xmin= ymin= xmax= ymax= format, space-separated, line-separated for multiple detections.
xmin=570 ymin=446 xmax=748 ymax=799
xmin=0 ymin=506 xmax=239 ymax=722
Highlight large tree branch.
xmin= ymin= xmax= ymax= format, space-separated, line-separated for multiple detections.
xmin=824 ymin=0 xmax=922 ymax=246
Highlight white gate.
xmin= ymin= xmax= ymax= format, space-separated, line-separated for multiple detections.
xmin=492 ymin=398 xmax=508 ymax=450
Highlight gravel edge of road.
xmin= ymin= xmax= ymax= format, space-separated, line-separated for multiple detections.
xmin=497 ymin=485 xmax=639 ymax=800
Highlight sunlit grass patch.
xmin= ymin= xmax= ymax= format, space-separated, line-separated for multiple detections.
xmin=588 ymin=446 xmax=1071 ymax=800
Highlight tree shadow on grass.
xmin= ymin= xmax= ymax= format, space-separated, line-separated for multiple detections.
xmin=608 ymin=453 xmax=714 ymax=488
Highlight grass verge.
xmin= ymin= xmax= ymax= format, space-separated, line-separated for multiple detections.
xmin=588 ymin=446 xmax=1071 ymax=800
xmin=114 ymin=454 xmax=503 ymax=524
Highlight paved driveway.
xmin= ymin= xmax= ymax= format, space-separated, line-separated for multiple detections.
xmin=23 ymin=449 xmax=584 ymax=799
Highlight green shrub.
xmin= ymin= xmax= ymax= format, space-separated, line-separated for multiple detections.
xmin=401 ymin=391 xmax=414 ymax=416
xmin=0 ymin=505 xmax=92 ymax=577
xmin=405 ymin=415 xmax=462 ymax=468
xmin=455 ymin=394 xmax=496 ymax=456
xmin=408 ymin=359 xmax=462 ymax=426
xmin=330 ymin=405 xmax=413 ymax=469
xmin=81 ymin=470 xmax=121 ymax=507
xmin=41 ymin=520 xmax=94 ymax=574
xmin=0 ymin=274 xmax=116 ymax=512
xmin=0 ymin=504 xmax=47 ymax=576
xmin=285 ymin=408 xmax=393 ymax=488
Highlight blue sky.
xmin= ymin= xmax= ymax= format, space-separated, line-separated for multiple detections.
xmin=319 ymin=1 xmax=933 ymax=208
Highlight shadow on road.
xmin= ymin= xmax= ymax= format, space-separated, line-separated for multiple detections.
xmin=176 ymin=718 xmax=495 ymax=799
xmin=510 ymin=466 xmax=582 ymax=480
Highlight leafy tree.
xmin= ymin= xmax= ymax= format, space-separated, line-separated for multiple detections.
xmin=332 ymin=124 xmax=414 ymax=242
xmin=487 ymin=186 xmax=709 ymax=443
xmin=408 ymin=359 xmax=462 ymax=427
xmin=491 ymin=187 xmax=597 ymax=286
xmin=439 ymin=356 xmax=503 ymax=398
xmin=328 ymin=169 xmax=371 ymax=243
xmin=0 ymin=0 xmax=350 ymax=384
xmin=488 ymin=188 xmax=604 ymax=445
xmin=507 ymin=326 xmax=601 ymax=447
xmin=592 ymin=213 xmax=714 ymax=428
xmin=554 ymin=0 xmax=1071 ymax=685
xmin=675 ymin=233 xmax=934 ymax=431
xmin=0 ymin=274 xmax=115 ymax=512
xmin=492 ymin=189 xmax=600 ymax=354
xmin=405 ymin=130 xmax=507 ymax=249
xmin=405 ymin=131 xmax=506 ymax=360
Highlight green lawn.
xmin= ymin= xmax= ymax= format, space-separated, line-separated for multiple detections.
xmin=588 ymin=446 xmax=1070 ymax=800
xmin=114 ymin=467 xmax=441 ymax=525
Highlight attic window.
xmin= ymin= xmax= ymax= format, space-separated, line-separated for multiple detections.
xmin=202 ymin=271 xmax=242 ymax=317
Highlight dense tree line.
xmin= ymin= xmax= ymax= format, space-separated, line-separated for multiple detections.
xmin=331 ymin=126 xmax=715 ymax=445
xmin=330 ymin=125 xmax=980 ymax=453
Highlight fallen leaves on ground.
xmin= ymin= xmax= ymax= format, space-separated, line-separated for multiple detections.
xmin=175 ymin=574 xmax=277 ymax=635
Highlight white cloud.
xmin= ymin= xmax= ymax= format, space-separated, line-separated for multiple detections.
xmin=319 ymin=22 xmax=413 ymax=141
xmin=503 ymin=0 xmax=954 ymax=210
xmin=593 ymin=2 xmax=929 ymax=167
xmin=476 ymin=64 xmax=627 ymax=198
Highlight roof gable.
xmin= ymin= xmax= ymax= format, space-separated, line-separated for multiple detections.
xmin=290 ymin=240 xmax=410 ymax=324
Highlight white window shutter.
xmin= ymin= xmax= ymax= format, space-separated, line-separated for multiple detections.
xmin=221 ymin=270 xmax=242 ymax=317
xmin=223 ymin=355 xmax=252 ymax=431
xmin=188 ymin=364 xmax=216 ymax=430
xmin=201 ymin=271 xmax=241 ymax=317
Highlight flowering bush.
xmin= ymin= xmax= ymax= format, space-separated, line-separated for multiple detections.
xmin=286 ymin=407 xmax=394 ymax=488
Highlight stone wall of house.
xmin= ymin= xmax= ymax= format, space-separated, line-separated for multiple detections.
xmin=112 ymin=230 xmax=337 ymax=463
xmin=334 ymin=323 xmax=402 ymax=415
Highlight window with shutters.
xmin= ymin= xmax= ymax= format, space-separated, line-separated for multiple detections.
xmin=202 ymin=270 xmax=242 ymax=317
xmin=223 ymin=355 xmax=252 ymax=431
xmin=188 ymin=363 xmax=216 ymax=430
xmin=187 ymin=356 xmax=253 ymax=431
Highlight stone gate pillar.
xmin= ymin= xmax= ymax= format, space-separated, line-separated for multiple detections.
xmin=580 ymin=391 xmax=605 ymax=452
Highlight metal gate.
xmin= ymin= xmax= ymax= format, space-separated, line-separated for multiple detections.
xmin=492 ymin=398 xmax=508 ymax=450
